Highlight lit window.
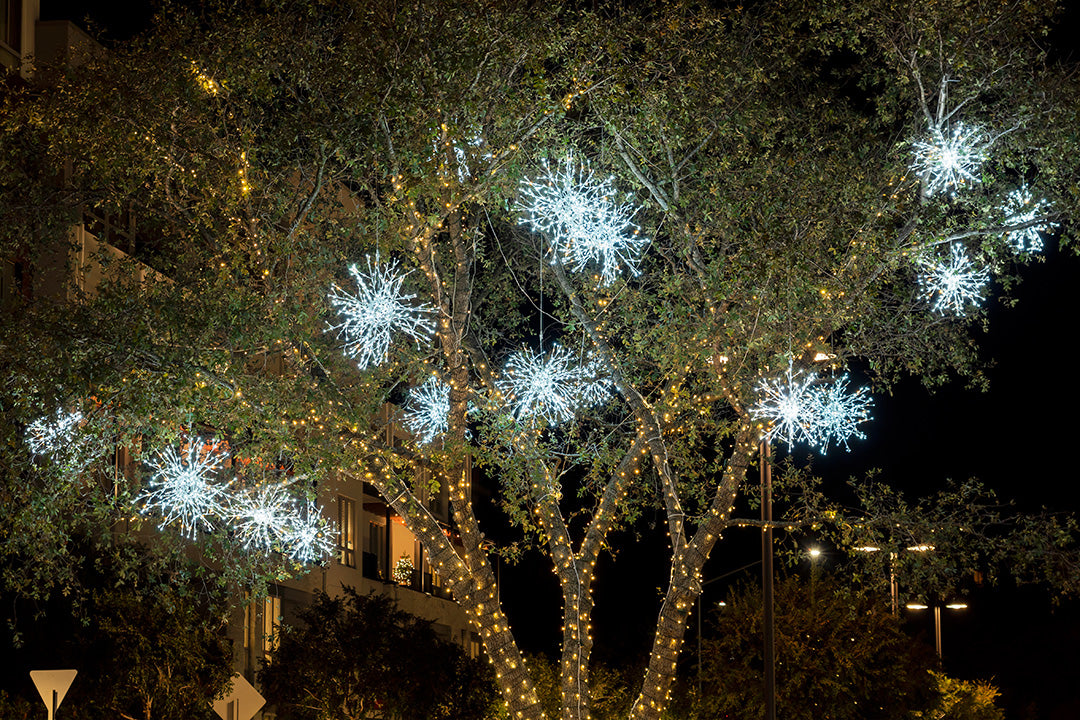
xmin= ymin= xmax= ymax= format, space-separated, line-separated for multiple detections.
xmin=338 ymin=496 xmax=356 ymax=567
xmin=263 ymin=595 xmax=281 ymax=660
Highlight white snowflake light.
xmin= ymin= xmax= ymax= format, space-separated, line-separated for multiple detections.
xmin=519 ymin=154 xmax=649 ymax=286
xmin=231 ymin=483 xmax=296 ymax=552
xmin=918 ymin=243 xmax=990 ymax=315
xmin=282 ymin=500 xmax=334 ymax=564
xmin=404 ymin=375 xmax=451 ymax=445
xmin=497 ymin=345 xmax=611 ymax=425
xmin=328 ymin=254 xmax=435 ymax=370
xmin=911 ymin=122 xmax=987 ymax=197
xmin=809 ymin=374 xmax=873 ymax=453
xmin=1001 ymin=185 xmax=1056 ymax=253
xmin=750 ymin=364 xmax=819 ymax=449
xmin=141 ymin=439 xmax=229 ymax=539
xmin=26 ymin=409 xmax=84 ymax=457
xmin=750 ymin=365 xmax=873 ymax=454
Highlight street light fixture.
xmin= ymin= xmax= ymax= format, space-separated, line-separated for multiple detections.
xmin=856 ymin=542 xmax=935 ymax=616
xmin=906 ymin=601 xmax=967 ymax=659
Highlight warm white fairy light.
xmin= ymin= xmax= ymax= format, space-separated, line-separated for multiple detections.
xmin=751 ymin=365 xmax=873 ymax=453
xmin=1001 ymin=184 xmax=1056 ymax=253
xmin=918 ymin=243 xmax=990 ymax=315
xmin=404 ymin=375 xmax=451 ymax=445
xmin=911 ymin=122 xmax=987 ymax=197
xmin=810 ymin=374 xmax=874 ymax=452
xmin=231 ymin=482 xmax=296 ymax=552
xmin=26 ymin=409 xmax=83 ymax=457
xmin=141 ymin=439 xmax=229 ymax=539
xmin=282 ymin=500 xmax=334 ymax=564
xmin=327 ymin=254 xmax=435 ymax=370
xmin=519 ymin=154 xmax=648 ymax=286
xmin=497 ymin=345 xmax=611 ymax=425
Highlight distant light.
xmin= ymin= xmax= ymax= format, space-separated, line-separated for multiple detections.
xmin=906 ymin=544 xmax=935 ymax=552
xmin=945 ymin=603 xmax=968 ymax=610
xmin=812 ymin=352 xmax=836 ymax=362
xmin=854 ymin=545 xmax=880 ymax=552
xmin=717 ymin=601 xmax=727 ymax=607
xmin=906 ymin=603 xmax=929 ymax=610
xmin=808 ymin=548 xmax=822 ymax=558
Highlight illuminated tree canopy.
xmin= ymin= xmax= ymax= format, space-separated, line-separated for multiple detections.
xmin=2 ymin=1 xmax=1080 ymax=720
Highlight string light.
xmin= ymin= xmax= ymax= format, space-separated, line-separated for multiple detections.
xmin=26 ymin=409 xmax=84 ymax=459
xmin=327 ymin=254 xmax=435 ymax=370
xmin=403 ymin=375 xmax=451 ymax=444
xmin=910 ymin=122 xmax=987 ymax=197
xmin=230 ymin=482 xmax=295 ymax=552
xmin=497 ymin=345 xmax=612 ymax=425
xmin=750 ymin=363 xmax=873 ymax=453
xmin=1001 ymin=184 xmax=1056 ymax=253
xmin=918 ymin=243 xmax=990 ymax=315
xmin=282 ymin=499 xmax=334 ymax=564
xmin=140 ymin=439 xmax=229 ymax=539
xmin=518 ymin=153 xmax=649 ymax=286
xmin=810 ymin=374 xmax=874 ymax=452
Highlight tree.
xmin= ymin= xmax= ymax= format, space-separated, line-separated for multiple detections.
xmin=2 ymin=1 xmax=1079 ymax=720
xmin=259 ymin=587 xmax=499 ymax=720
xmin=0 ymin=532 xmax=232 ymax=720
xmin=699 ymin=574 xmax=941 ymax=719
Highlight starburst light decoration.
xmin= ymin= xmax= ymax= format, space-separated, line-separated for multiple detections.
xmin=282 ymin=500 xmax=334 ymax=564
xmin=519 ymin=154 xmax=649 ymax=286
xmin=404 ymin=375 xmax=451 ymax=445
xmin=750 ymin=364 xmax=873 ymax=454
xmin=910 ymin=122 xmax=987 ymax=197
xmin=809 ymin=374 xmax=874 ymax=453
xmin=230 ymin=482 xmax=297 ymax=552
xmin=141 ymin=439 xmax=229 ymax=539
xmin=26 ymin=409 xmax=84 ymax=457
xmin=497 ymin=345 xmax=612 ymax=425
xmin=328 ymin=254 xmax=435 ymax=370
xmin=750 ymin=364 xmax=819 ymax=448
xmin=1001 ymin=185 xmax=1056 ymax=253
xmin=918 ymin=243 xmax=990 ymax=316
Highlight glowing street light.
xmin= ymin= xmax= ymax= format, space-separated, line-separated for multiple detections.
xmin=906 ymin=601 xmax=968 ymax=659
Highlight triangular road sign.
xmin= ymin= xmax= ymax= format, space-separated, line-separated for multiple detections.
xmin=211 ymin=673 xmax=265 ymax=720
xmin=29 ymin=669 xmax=77 ymax=720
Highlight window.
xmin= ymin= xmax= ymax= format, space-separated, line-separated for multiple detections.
xmin=1 ymin=0 xmax=21 ymax=54
xmin=338 ymin=495 xmax=356 ymax=567
xmin=262 ymin=594 xmax=281 ymax=660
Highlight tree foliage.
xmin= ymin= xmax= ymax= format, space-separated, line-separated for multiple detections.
xmin=0 ymin=533 xmax=232 ymax=720
xmin=700 ymin=575 xmax=946 ymax=720
xmin=2 ymin=1 xmax=1080 ymax=719
xmin=259 ymin=587 xmax=499 ymax=720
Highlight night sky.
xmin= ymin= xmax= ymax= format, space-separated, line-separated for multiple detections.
xmin=37 ymin=0 xmax=1080 ymax=716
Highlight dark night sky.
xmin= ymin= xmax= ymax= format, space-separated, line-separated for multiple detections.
xmin=40 ymin=0 xmax=1080 ymax=716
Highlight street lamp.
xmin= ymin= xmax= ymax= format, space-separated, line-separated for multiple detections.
xmin=807 ymin=547 xmax=822 ymax=606
xmin=855 ymin=542 xmax=934 ymax=616
xmin=906 ymin=601 xmax=967 ymax=659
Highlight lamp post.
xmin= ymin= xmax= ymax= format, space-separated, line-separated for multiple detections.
xmin=906 ymin=601 xmax=967 ymax=659
xmin=761 ymin=438 xmax=776 ymax=720
xmin=854 ymin=542 xmax=934 ymax=616
xmin=807 ymin=547 xmax=821 ymax=607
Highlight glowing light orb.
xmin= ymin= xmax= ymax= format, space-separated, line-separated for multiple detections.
xmin=750 ymin=364 xmax=819 ymax=448
xmin=911 ymin=122 xmax=987 ymax=197
xmin=918 ymin=243 xmax=990 ymax=315
xmin=231 ymin=483 xmax=296 ymax=552
xmin=497 ymin=345 xmax=612 ymax=425
xmin=404 ymin=375 xmax=451 ymax=445
xmin=328 ymin=255 xmax=435 ymax=370
xmin=1001 ymin=185 xmax=1056 ymax=253
xmin=751 ymin=365 xmax=873 ymax=453
xmin=141 ymin=439 xmax=229 ymax=539
xmin=26 ymin=409 xmax=84 ymax=457
xmin=809 ymin=374 xmax=874 ymax=452
xmin=519 ymin=154 xmax=649 ymax=286
xmin=282 ymin=501 xmax=334 ymax=565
